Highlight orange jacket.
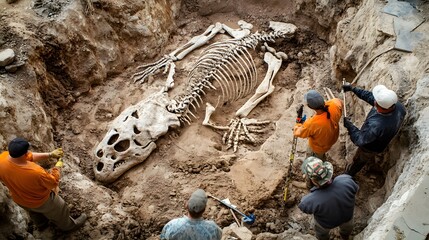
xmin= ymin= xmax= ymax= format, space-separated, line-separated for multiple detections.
xmin=0 ymin=151 xmax=60 ymax=208
xmin=294 ymin=98 xmax=343 ymax=154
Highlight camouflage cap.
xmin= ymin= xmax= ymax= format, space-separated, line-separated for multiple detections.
xmin=301 ymin=156 xmax=333 ymax=186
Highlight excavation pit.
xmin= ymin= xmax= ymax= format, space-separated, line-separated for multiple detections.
xmin=0 ymin=0 xmax=428 ymax=239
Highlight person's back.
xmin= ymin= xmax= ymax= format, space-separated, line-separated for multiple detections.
xmin=349 ymin=99 xmax=406 ymax=153
xmin=161 ymin=216 xmax=222 ymax=240
xmin=299 ymin=174 xmax=358 ymax=229
xmin=298 ymin=157 xmax=359 ymax=240
xmin=343 ymin=84 xmax=407 ymax=176
xmin=300 ymin=98 xmax=342 ymax=153
xmin=294 ymin=91 xmax=343 ymax=155
xmin=161 ymin=189 xmax=222 ymax=240
xmin=0 ymin=138 xmax=87 ymax=231
xmin=0 ymin=151 xmax=59 ymax=208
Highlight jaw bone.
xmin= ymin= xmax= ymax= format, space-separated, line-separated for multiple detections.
xmin=93 ymin=91 xmax=180 ymax=183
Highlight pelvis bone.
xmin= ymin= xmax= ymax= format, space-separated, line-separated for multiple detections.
xmin=93 ymin=92 xmax=180 ymax=183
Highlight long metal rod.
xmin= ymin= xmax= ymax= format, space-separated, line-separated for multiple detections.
xmin=230 ymin=209 xmax=241 ymax=227
xmin=284 ymin=135 xmax=298 ymax=202
xmin=342 ymin=78 xmax=349 ymax=169
xmin=342 ymin=79 xmax=347 ymax=117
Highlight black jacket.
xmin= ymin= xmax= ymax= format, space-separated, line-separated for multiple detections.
xmin=298 ymin=174 xmax=359 ymax=228
xmin=344 ymin=87 xmax=406 ymax=153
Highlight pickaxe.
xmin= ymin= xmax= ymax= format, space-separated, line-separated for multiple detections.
xmin=208 ymin=195 xmax=256 ymax=225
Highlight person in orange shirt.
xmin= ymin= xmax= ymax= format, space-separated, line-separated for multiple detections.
xmin=294 ymin=90 xmax=343 ymax=161
xmin=0 ymin=137 xmax=87 ymax=231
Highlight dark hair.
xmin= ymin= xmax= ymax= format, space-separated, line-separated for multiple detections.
xmin=322 ymin=105 xmax=331 ymax=119
xmin=315 ymin=105 xmax=331 ymax=119
xmin=8 ymin=138 xmax=30 ymax=158
xmin=188 ymin=207 xmax=205 ymax=218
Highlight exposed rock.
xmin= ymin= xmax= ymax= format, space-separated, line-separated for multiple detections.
xmin=5 ymin=61 xmax=25 ymax=73
xmin=222 ymin=223 xmax=253 ymax=240
xmin=0 ymin=48 xmax=15 ymax=67
xmin=255 ymin=228 xmax=317 ymax=240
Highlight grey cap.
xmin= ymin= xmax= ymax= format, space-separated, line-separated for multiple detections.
xmin=304 ymin=90 xmax=325 ymax=109
xmin=187 ymin=189 xmax=207 ymax=214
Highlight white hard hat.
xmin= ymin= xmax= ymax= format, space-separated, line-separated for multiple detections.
xmin=372 ymin=85 xmax=398 ymax=109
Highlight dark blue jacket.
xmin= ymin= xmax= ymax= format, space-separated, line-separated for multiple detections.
xmin=298 ymin=174 xmax=359 ymax=229
xmin=344 ymin=87 xmax=406 ymax=153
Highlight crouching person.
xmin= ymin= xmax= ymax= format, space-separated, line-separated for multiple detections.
xmin=161 ymin=189 xmax=222 ymax=240
xmin=298 ymin=157 xmax=359 ymax=240
xmin=0 ymin=138 xmax=87 ymax=231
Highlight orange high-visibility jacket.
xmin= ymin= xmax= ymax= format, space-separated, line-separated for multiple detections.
xmin=294 ymin=98 xmax=343 ymax=154
xmin=0 ymin=151 xmax=60 ymax=208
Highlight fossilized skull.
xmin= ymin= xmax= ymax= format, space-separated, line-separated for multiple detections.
xmin=94 ymin=91 xmax=180 ymax=183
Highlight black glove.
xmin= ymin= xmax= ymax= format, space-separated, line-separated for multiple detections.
xmin=342 ymin=84 xmax=354 ymax=92
xmin=296 ymin=115 xmax=307 ymax=124
xmin=343 ymin=116 xmax=353 ymax=129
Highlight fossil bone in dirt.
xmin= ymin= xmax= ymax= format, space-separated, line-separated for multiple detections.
xmin=94 ymin=21 xmax=297 ymax=183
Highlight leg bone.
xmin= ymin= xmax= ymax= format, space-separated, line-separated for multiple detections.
xmin=235 ymin=51 xmax=283 ymax=117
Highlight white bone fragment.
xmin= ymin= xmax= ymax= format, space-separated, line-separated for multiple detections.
xmin=269 ymin=21 xmax=298 ymax=35
xmin=222 ymin=20 xmax=253 ymax=40
xmin=170 ymin=22 xmax=224 ymax=60
xmin=235 ymin=50 xmax=283 ymax=117
xmin=203 ymin=102 xmax=216 ymax=126
xmin=164 ymin=62 xmax=176 ymax=91
xmin=133 ymin=22 xmax=225 ymax=83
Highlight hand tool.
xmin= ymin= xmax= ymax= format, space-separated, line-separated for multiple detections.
xmin=208 ymin=195 xmax=256 ymax=224
xmin=284 ymin=104 xmax=304 ymax=202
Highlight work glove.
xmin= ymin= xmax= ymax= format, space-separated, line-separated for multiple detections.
xmin=342 ymin=83 xmax=354 ymax=92
xmin=50 ymin=148 xmax=64 ymax=159
xmin=296 ymin=115 xmax=307 ymax=124
xmin=343 ymin=116 xmax=353 ymax=129
xmin=55 ymin=158 xmax=64 ymax=168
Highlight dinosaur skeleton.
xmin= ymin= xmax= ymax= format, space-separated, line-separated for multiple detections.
xmin=202 ymin=43 xmax=288 ymax=152
xmin=93 ymin=21 xmax=297 ymax=183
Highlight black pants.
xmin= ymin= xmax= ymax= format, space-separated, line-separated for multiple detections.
xmin=346 ymin=148 xmax=377 ymax=177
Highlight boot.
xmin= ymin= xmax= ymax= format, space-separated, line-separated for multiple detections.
xmin=71 ymin=213 xmax=87 ymax=231
xmin=35 ymin=221 xmax=49 ymax=231
xmin=340 ymin=233 xmax=350 ymax=240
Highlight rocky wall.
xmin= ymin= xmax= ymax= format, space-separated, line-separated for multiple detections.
xmin=0 ymin=0 xmax=181 ymax=238
xmin=331 ymin=0 xmax=429 ymax=239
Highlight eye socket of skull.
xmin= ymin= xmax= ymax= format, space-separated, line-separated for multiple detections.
xmin=131 ymin=110 xmax=139 ymax=118
xmin=114 ymin=139 xmax=130 ymax=152
xmin=96 ymin=149 xmax=103 ymax=158
xmin=133 ymin=125 xmax=141 ymax=134
xmin=108 ymin=133 xmax=119 ymax=145
xmin=96 ymin=162 xmax=104 ymax=171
